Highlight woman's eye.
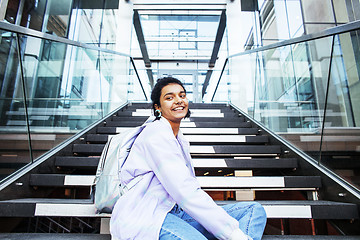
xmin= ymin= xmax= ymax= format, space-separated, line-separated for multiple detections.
xmin=166 ymin=97 xmax=173 ymax=100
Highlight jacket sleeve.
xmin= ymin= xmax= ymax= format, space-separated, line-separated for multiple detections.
xmin=134 ymin=126 xmax=239 ymax=240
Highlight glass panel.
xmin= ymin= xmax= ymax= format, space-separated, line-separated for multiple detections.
xmin=128 ymin=67 xmax=148 ymax=102
xmin=70 ymin=1 xmax=102 ymax=46
xmin=69 ymin=0 xmax=119 ymax=48
xmin=20 ymin=0 xmax=47 ymax=31
xmin=63 ymin=47 xmax=104 ymax=131
xmin=301 ymin=0 xmax=337 ymax=33
xmin=229 ymin=36 xmax=334 ymax=162
xmin=44 ymin=0 xmax=73 ymax=37
xmin=286 ymin=0 xmax=304 ymax=38
xmin=332 ymin=0 xmax=350 ymax=23
xmin=15 ymin=33 xmax=130 ymax=162
xmin=321 ymin=32 xmax=360 ymax=188
xmin=0 ymin=31 xmax=31 ymax=180
xmin=302 ymin=0 xmax=335 ymax=23
xmin=5 ymin=0 xmax=20 ymax=24
xmin=207 ymin=66 xmax=230 ymax=103
xmin=228 ymin=53 xmax=257 ymax=113
xmin=99 ymin=51 xmax=129 ymax=113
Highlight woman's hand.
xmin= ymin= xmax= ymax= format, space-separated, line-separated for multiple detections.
xmin=230 ymin=228 xmax=253 ymax=240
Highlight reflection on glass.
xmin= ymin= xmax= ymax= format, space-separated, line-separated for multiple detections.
xmin=227 ymin=28 xmax=360 ymax=190
xmin=321 ymin=33 xmax=360 ymax=189
xmin=44 ymin=0 xmax=72 ymax=37
xmin=20 ymin=0 xmax=46 ymax=31
xmin=0 ymin=32 xmax=132 ymax=173
xmin=0 ymin=31 xmax=32 ymax=180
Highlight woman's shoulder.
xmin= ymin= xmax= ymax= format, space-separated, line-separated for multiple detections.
xmin=137 ymin=119 xmax=173 ymax=141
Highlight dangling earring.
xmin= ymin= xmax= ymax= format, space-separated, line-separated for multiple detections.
xmin=155 ymin=109 xmax=162 ymax=118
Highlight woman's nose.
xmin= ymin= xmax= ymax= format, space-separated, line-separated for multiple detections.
xmin=175 ymin=96 xmax=183 ymax=103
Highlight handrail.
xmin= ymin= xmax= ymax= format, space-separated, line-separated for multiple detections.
xmin=130 ymin=57 xmax=148 ymax=101
xmin=0 ymin=21 xmax=148 ymax=101
xmin=0 ymin=102 xmax=129 ymax=190
xmin=230 ymin=103 xmax=360 ymax=200
xmin=211 ymin=58 xmax=228 ymax=102
xmin=0 ymin=21 xmax=130 ymax=57
xmin=229 ymin=20 xmax=360 ymax=58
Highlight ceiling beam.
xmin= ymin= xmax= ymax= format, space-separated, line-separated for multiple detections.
xmin=201 ymin=70 xmax=213 ymax=98
xmin=202 ymin=10 xmax=226 ymax=98
xmin=133 ymin=10 xmax=151 ymax=68
xmin=209 ymin=10 xmax=226 ymax=68
xmin=133 ymin=10 xmax=154 ymax=87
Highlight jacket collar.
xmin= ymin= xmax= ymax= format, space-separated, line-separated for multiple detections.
xmin=158 ymin=117 xmax=195 ymax=176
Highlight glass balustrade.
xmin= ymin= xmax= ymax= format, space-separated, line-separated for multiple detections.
xmin=0 ymin=26 xmax=146 ymax=182
xmin=214 ymin=23 xmax=360 ymax=191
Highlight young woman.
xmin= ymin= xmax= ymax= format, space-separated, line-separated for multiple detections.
xmin=110 ymin=77 xmax=267 ymax=240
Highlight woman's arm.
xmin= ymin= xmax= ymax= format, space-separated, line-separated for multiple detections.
xmin=134 ymin=128 xmax=240 ymax=240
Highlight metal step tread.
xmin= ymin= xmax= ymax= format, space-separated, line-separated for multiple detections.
xmin=55 ymin=156 xmax=100 ymax=168
xmin=96 ymin=127 xmax=258 ymax=135
xmin=105 ymin=121 xmax=250 ymax=128
xmin=0 ymin=199 xmax=357 ymax=219
xmin=72 ymin=144 xmax=281 ymax=156
xmin=55 ymin=157 xmax=298 ymax=169
xmin=29 ymin=174 xmax=321 ymax=189
xmin=111 ymin=116 xmax=245 ymax=122
xmin=0 ymin=233 xmax=358 ymax=240
xmin=86 ymin=134 xmax=267 ymax=144
xmin=0 ymin=233 xmax=111 ymax=240
xmin=117 ymin=111 xmax=239 ymax=118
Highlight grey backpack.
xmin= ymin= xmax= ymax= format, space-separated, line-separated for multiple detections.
xmin=93 ymin=117 xmax=153 ymax=213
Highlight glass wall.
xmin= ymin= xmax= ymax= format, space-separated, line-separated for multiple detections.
xmin=0 ymin=25 xmax=143 ymax=182
xmin=221 ymin=22 xmax=360 ymax=189
xmin=250 ymin=0 xmax=360 ymax=49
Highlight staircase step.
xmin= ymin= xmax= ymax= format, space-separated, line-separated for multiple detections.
xmin=190 ymin=145 xmax=281 ymax=156
xmin=29 ymin=174 xmax=321 ymax=189
xmin=86 ymin=134 xmax=268 ymax=144
xmin=193 ymin=158 xmax=298 ymax=169
xmin=0 ymin=199 xmax=356 ymax=219
xmin=55 ymin=157 xmax=298 ymax=170
xmin=117 ymin=111 xmax=239 ymax=118
xmin=55 ymin=156 xmax=100 ymax=168
xmin=105 ymin=121 xmax=250 ymax=128
xmin=0 ymin=233 xmax=358 ymax=240
xmin=111 ymin=116 xmax=244 ymax=122
xmin=72 ymin=144 xmax=281 ymax=156
xmin=96 ymin=127 xmax=259 ymax=135
xmin=0 ymin=233 xmax=110 ymax=240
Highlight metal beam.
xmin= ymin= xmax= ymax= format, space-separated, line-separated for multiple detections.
xmin=0 ymin=0 xmax=9 ymax=21
xmin=202 ymin=70 xmax=213 ymax=98
xmin=202 ymin=10 xmax=226 ymax=98
xmin=133 ymin=10 xmax=151 ymax=68
xmin=209 ymin=10 xmax=226 ymax=68
xmin=146 ymin=69 xmax=154 ymax=88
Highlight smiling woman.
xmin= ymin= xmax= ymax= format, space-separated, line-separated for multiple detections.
xmin=153 ymin=79 xmax=190 ymax=136
xmin=110 ymin=77 xmax=267 ymax=240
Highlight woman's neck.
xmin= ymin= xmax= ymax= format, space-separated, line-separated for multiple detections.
xmin=163 ymin=118 xmax=181 ymax=137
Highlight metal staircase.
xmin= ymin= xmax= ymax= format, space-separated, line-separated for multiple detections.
xmin=0 ymin=102 xmax=359 ymax=239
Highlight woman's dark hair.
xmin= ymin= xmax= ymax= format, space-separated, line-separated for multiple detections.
xmin=151 ymin=76 xmax=191 ymax=119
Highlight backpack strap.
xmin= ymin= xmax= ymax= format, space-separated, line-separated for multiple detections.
xmin=119 ymin=174 xmax=145 ymax=195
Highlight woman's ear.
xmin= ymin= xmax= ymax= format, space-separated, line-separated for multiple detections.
xmin=154 ymin=104 xmax=160 ymax=110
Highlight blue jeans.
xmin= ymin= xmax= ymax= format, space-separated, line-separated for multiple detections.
xmin=159 ymin=202 xmax=267 ymax=240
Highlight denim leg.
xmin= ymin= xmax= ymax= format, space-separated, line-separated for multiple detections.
xmin=222 ymin=202 xmax=267 ymax=240
xmin=159 ymin=210 xmax=208 ymax=240
xmin=160 ymin=202 xmax=266 ymax=240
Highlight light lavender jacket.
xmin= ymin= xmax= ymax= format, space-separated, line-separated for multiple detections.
xmin=110 ymin=117 xmax=239 ymax=239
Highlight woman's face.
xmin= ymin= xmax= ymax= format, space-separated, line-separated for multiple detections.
xmin=155 ymin=83 xmax=189 ymax=123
